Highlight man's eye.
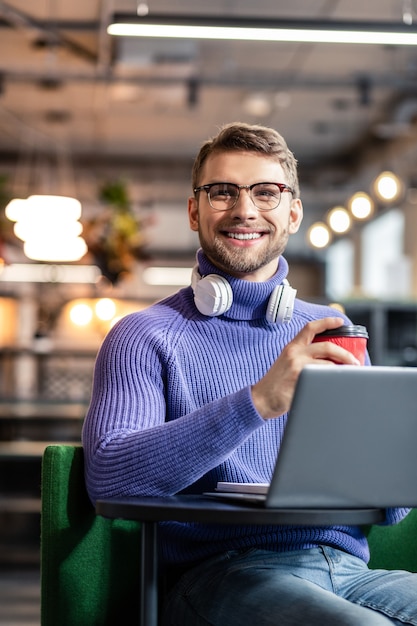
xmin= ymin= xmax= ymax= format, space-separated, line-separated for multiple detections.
xmin=254 ymin=186 xmax=279 ymax=199
xmin=212 ymin=186 xmax=234 ymax=198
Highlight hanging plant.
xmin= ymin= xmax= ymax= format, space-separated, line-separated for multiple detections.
xmin=83 ymin=180 xmax=150 ymax=284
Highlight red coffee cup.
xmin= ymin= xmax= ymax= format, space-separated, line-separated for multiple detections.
xmin=312 ymin=324 xmax=368 ymax=365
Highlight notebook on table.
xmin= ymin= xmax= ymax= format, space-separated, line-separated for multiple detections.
xmin=205 ymin=365 xmax=417 ymax=509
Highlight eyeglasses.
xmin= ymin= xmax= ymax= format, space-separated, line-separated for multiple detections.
xmin=193 ymin=182 xmax=294 ymax=212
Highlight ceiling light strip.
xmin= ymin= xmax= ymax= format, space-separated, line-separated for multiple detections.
xmin=108 ymin=15 xmax=417 ymax=46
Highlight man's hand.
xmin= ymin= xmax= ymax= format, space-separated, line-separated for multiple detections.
xmin=251 ymin=317 xmax=361 ymax=420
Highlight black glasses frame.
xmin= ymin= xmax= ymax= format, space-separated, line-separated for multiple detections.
xmin=193 ymin=182 xmax=294 ymax=211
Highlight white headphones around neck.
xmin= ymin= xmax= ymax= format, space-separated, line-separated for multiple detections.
xmin=191 ymin=266 xmax=296 ymax=324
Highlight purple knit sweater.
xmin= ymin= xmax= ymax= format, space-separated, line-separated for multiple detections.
xmin=82 ymin=251 xmax=409 ymax=566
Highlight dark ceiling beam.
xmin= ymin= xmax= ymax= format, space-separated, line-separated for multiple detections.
xmin=1 ymin=14 xmax=417 ymax=33
xmin=0 ymin=2 xmax=98 ymax=63
xmin=2 ymin=67 xmax=417 ymax=92
xmin=0 ymin=9 xmax=416 ymax=33
xmin=0 ymin=17 xmax=99 ymax=31
xmin=0 ymin=0 xmax=99 ymax=32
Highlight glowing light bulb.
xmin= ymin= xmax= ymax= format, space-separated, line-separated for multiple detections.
xmin=308 ymin=222 xmax=331 ymax=248
xmin=95 ymin=298 xmax=116 ymax=321
xmin=327 ymin=206 xmax=351 ymax=233
xmin=374 ymin=171 xmax=402 ymax=202
xmin=349 ymin=192 xmax=374 ymax=220
xmin=69 ymin=303 xmax=93 ymax=326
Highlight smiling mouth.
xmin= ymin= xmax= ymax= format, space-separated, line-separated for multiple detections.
xmin=226 ymin=232 xmax=263 ymax=240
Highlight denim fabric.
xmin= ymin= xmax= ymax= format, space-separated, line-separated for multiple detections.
xmin=162 ymin=546 xmax=417 ymax=625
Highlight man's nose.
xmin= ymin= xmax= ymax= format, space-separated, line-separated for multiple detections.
xmin=229 ymin=187 xmax=259 ymax=218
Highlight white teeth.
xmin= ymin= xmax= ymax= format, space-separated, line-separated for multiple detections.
xmin=227 ymin=232 xmax=262 ymax=240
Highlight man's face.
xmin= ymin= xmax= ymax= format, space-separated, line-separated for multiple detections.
xmin=188 ymin=150 xmax=303 ymax=282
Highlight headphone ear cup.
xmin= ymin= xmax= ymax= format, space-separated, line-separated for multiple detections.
xmin=192 ymin=265 xmax=295 ymax=322
xmin=266 ymin=283 xmax=296 ymax=324
xmin=193 ymin=272 xmax=233 ymax=317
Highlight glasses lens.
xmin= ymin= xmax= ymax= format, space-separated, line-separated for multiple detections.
xmin=251 ymin=183 xmax=281 ymax=210
xmin=208 ymin=183 xmax=239 ymax=210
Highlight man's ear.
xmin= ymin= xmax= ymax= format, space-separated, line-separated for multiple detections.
xmin=288 ymin=198 xmax=303 ymax=234
xmin=188 ymin=197 xmax=199 ymax=232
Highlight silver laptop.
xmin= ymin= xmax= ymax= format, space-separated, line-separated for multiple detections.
xmin=207 ymin=365 xmax=417 ymax=509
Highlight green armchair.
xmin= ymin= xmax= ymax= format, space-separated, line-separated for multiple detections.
xmin=367 ymin=508 xmax=417 ymax=571
xmin=41 ymin=445 xmax=142 ymax=625
xmin=40 ymin=444 xmax=417 ymax=625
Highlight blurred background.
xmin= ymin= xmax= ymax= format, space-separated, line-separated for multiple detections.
xmin=1 ymin=1 xmax=417 ymax=621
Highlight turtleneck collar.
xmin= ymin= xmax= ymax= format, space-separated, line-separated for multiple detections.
xmin=195 ymin=249 xmax=290 ymax=321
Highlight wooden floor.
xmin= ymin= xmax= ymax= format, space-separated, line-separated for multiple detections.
xmin=0 ymin=568 xmax=40 ymax=625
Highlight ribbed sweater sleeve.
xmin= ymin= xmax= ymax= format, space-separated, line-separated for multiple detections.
xmin=82 ymin=291 xmax=266 ymax=502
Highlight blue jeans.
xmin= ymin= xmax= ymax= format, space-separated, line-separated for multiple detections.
xmin=162 ymin=546 xmax=417 ymax=625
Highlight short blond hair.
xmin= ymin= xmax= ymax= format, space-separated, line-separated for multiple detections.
xmin=192 ymin=122 xmax=299 ymax=197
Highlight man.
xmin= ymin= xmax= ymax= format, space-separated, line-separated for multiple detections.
xmin=82 ymin=123 xmax=417 ymax=625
